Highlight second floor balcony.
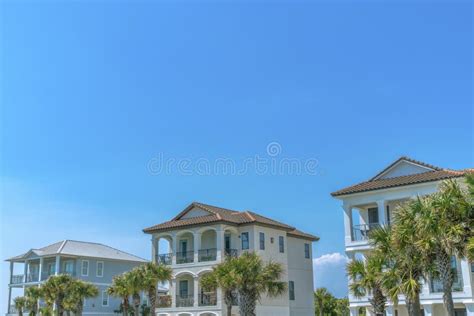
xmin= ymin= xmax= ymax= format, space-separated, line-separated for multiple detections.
xmin=153 ymin=226 xmax=241 ymax=265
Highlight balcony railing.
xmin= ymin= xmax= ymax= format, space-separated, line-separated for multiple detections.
xmin=176 ymin=295 xmax=194 ymax=307
xmin=352 ymin=223 xmax=380 ymax=241
xmin=26 ymin=273 xmax=39 ymax=282
xmin=157 ymin=295 xmax=171 ymax=308
xmin=224 ymin=248 xmax=239 ymax=258
xmin=199 ymin=293 xmax=217 ymax=306
xmin=176 ymin=251 xmax=194 ymax=264
xmin=11 ymin=274 xmax=24 ymax=284
xmin=199 ymin=248 xmax=217 ymax=262
xmin=156 ymin=253 xmax=172 ymax=265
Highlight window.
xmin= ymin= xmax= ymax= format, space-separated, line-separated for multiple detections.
xmin=259 ymin=232 xmax=265 ymax=250
xmin=96 ymin=261 xmax=104 ymax=277
xmin=279 ymin=236 xmax=284 ymax=253
xmin=368 ymin=207 xmax=379 ymax=225
xmin=288 ymin=281 xmax=295 ymax=300
xmin=304 ymin=243 xmax=310 ymax=259
xmin=102 ymin=290 xmax=109 ymax=306
xmin=47 ymin=263 xmax=55 ymax=276
xmin=386 ymin=205 xmax=391 ymax=225
xmin=241 ymin=232 xmax=249 ymax=250
xmin=179 ymin=280 xmax=188 ymax=298
xmin=471 ymin=263 xmax=474 ymax=273
xmin=81 ymin=260 xmax=89 ymax=276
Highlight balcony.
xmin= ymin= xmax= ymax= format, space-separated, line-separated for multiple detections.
xmin=176 ymin=295 xmax=194 ymax=307
xmin=198 ymin=293 xmax=217 ymax=306
xmin=156 ymin=253 xmax=172 ymax=265
xmin=352 ymin=223 xmax=380 ymax=242
xmin=176 ymin=251 xmax=194 ymax=264
xmin=198 ymin=248 xmax=217 ymax=262
xmin=157 ymin=295 xmax=172 ymax=308
xmin=10 ymin=274 xmax=24 ymax=284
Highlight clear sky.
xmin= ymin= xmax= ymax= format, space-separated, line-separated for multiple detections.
xmin=0 ymin=0 xmax=472 ymax=311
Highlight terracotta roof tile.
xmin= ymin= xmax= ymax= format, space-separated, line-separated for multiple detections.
xmin=331 ymin=169 xmax=468 ymax=197
xmin=143 ymin=202 xmax=318 ymax=241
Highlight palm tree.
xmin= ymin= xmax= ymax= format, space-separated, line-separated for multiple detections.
xmin=346 ymin=255 xmax=386 ymax=316
xmin=200 ymin=257 xmax=238 ymax=316
xmin=370 ymin=225 xmax=427 ymax=316
xmin=468 ymin=237 xmax=474 ymax=262
xmin=137 ymin=262 xmax=173 ymax=315
xmin=41 ymin=274 xmax=75 ymax=316
xmin=314 ymin=287 xmax=333 ymax=316
xmin=64 ymin=280 xmax=99 ymax=316
xmin=14 ymin=297 xmax=27 ymax=316
xmin=108 ymin=274 xmax=132 ymax=316
xmin=25 ymin=287 xmax=42 ymax=316
xmin=414 ymin=180 xmax=471 ymax=316
xmin=124 ymin=268 xmax=143 ymax=316
xmin=225 ymin=251 xmax=286 ymax=316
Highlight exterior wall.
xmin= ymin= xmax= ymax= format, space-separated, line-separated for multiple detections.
xmin=287 ymin=236 xmax=315 ymax=316
xmin=76 ymin=257 xmax=143 ymax=314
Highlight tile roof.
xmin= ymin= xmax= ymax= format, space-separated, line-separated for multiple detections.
xmin=143 ymin=202 xmax=319 ymax=241
xmin=331 ymin=157 xmax=471 ymax=197
xmin=6 ymin=240 xmax=148 ymax=262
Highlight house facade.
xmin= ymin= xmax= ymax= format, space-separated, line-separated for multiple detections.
xmin=6 ymin=240 xmax=148 ymax=316
xmin=143 ymin=202 xmax=319 ymax=316
xmin=332 ymin=157 xmax=474 ymax=316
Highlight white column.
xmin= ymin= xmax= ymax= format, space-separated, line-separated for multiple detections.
xmin=170 ymin=278 xmax=176 ymax=308
xmin=386 ymin=306 xmax=395 ymax=316
xmin=376 ymin=200 xmax=387 ymax=226
xmin=151 ymin=236 xmax=158 ymax=263
xmin=7 ymin=285 xmax=12 ymax=314
xmin=194 ymin=232 xmax=201 ymax=263
xmin=9 ymin=261 xmax=13 ymax=284
xmin=422 ymin=304 xmax=433 ymax=316
xmin=466 ymin=303 xmax=474 ymax=316
xmin=460 ymin=259 xmax=473 ymax=296
xmin=24 ymin=260 xmax=29 ymax=283
xmin=38 ymin=258 xmax=43 ymax=282
xmin=343 ymin=204 xmax=353 ymax=244
xmin=54 ymin=256 xmax=60 ymax=275
xmin=193 ymin=276 xmax=199 ymax=307
xmin=421 ymin=278 xmax=430 ymax=296
xmin=216 ymin=229 xmax=225 ymax=261
xmin=171 ymin=235 xmax=177 ymax=265
xmin=216 ymin=287 xmax=223 ymax=309
xmin=349 ymin=307 xmax=358 ymax=316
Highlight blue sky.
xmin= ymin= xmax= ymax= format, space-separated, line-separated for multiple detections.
xmin=0 ymin=0 xmax=472 ymax=310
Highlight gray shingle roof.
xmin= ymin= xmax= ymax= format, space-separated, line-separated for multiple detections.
xmin=6 ymin=240 xmax=147 ymax=262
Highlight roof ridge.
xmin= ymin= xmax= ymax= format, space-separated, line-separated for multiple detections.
xmin=57 ymin=240 xmax=68 ymax=253
xmin=244 ymin=211 xmax=256 ymax=221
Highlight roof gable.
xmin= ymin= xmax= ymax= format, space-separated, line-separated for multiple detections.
xmin=371 ymin=156 xmax=441 ymax=181
xmin=180 ymin=207 xmax=213 ymax=219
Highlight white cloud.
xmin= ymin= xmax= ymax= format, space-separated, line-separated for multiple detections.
xmin=313 ymin=252 xmax=349 ymax=298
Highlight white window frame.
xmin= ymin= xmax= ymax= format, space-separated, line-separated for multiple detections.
xmin=81 ymin=260 xmax=89 ymax=276
xmin=96 ymin=261 xmax=104 ymax=278
xmin=259 ymin=232 xmax=265 ymax=250
xmin=101 ymin=290 xmax=109 ymax=306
